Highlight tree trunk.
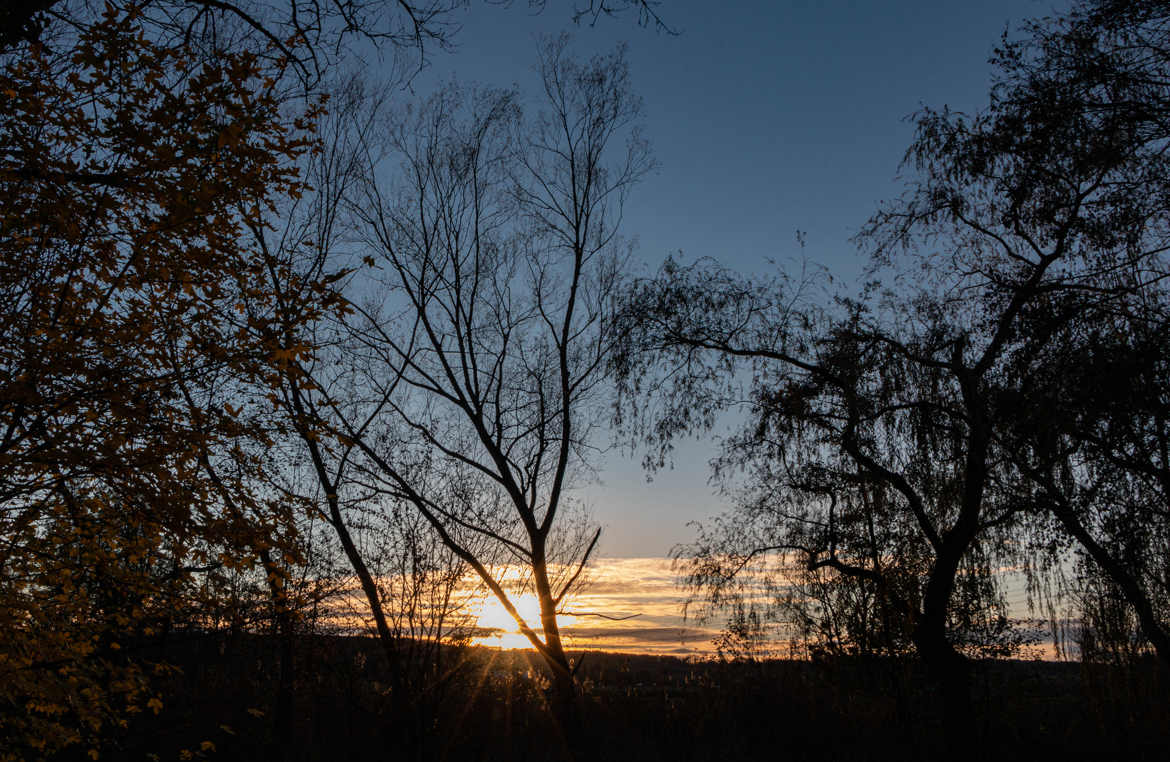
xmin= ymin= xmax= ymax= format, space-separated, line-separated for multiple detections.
xmin=533 ymin=555 xmax=582 ymax=759
xmin=322 ymin=496 xmax=405 ymax=688
xmin=915 ymin=391 xmax=985 ymax=744
xmin=914 ymin=543 xmax=974 ymax=746
xmin=260 ymin=551 xmax=297 ymax=762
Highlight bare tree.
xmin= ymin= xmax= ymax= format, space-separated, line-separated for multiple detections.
xmin=287 ymin=38 xmax=652 ymax=722
xmin=1 ymin=0 xmax=673 ymax=79
xmin=189 ymin=76 xmax=486 ymax=762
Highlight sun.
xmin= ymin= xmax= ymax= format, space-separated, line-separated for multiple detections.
xmin=470 ymin=593 xmax=578 ymax=650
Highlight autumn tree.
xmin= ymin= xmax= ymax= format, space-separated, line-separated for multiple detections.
xmin=0 ymin=3 xmax=330 ymax=757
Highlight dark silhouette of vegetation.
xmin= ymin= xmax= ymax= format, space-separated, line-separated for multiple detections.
xmin=263 ymin=39 xmax=652 ymax=746
xmin=0 ymin=0 xmax=672 ymax=78
xmin=1 ymin=1 xmax=654 ymax=759
xmin=0 ymin=5 xmax=327 ymax=756
xmin=4 ymin=0 xmax=1170 ymax=758
xmin=614 ymin=0 xmax=1170 ymax=735
xmin=981 ymin=0 xmax=1170 ymax=669
xmin=68 ymin=633 xmax=1170 ymax=762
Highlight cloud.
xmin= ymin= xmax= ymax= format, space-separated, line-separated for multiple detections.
xmin=563 ymin=626 xmax=713 ymax=642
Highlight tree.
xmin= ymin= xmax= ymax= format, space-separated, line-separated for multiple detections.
xmin=241 ymin=81 xmax=489 ymax=759
xmin=1 ymin=0 xmax=669 ymax=752
xmin=0 ymin=0 xmax=674 ymax=79
xmin=976 ymin=0 xmax=1170 ymax=669
xmin=615 ymin=0 xmax=1170 ymax=719
xmin=998 ymin=264 xmax=1170 ymax=666
xmin=615 ymin=255 xmax=1026 ymax=720
xmin=0 ymin=5 xmax=325 ymax=757
xmin=273 ymin=38 xmax=651 ymax=736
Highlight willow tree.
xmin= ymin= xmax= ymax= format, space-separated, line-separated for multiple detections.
xmin=615 ymin=254 xmax=1029 ymax=718
xmin=615 ymin=0 xmax=1170 ymax=726
xmin=985 ymin=0 xmax=1170 ymax=666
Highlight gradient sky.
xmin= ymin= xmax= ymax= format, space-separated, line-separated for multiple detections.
xmin=462 ymin=557 xmax=1051 ymax=657
xmin=388 ymin=0 xmax=1072 ymax=558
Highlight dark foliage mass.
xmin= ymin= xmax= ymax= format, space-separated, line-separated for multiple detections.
xmin=614 ymin=0 xmax=1170 ymax=737
xmin=3 ymin=0 xmax=1170 ymax=758
xmin=102 ymin=635 xmax=1170 ymax=762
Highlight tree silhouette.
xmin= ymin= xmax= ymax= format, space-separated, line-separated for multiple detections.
xmin=269 ymin=39 xmax=651 ymax=740
xmin=615 ymin=0 xmax=1170 ymax=730
xmin=950 ymin=0 xmax=1170 ymax=668
xmin=0 ymin=0 xmax=673 ymax=81
xmin=615 ymin=255 xmax=1026 ymax=728
xmin=1 ymin=0 xmax=669 ymax=752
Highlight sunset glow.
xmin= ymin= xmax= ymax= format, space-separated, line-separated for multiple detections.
xmin=458 ymin=558 xmax=723 ymax=654
xmin=470 ymin=592 xmax=579 ymax=650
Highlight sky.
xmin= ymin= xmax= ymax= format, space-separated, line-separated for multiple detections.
xmin=461 ymin=557 xmax=1055 ymax=657
xmin=373 ymin=0 xmax=1072 ymax=559
xmin=469 ymin=557 xmax=725 ymax=655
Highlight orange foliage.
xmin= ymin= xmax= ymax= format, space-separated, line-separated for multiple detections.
xmin=0 ymin=5 xmax=325 ymax=758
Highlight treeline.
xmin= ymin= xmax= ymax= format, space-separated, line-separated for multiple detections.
xmin=1 ymin=0 xmax=1169 ymax=759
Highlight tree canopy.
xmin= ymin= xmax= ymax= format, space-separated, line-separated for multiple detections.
xmin=614 ymin=0 xmax=1170 ymax=712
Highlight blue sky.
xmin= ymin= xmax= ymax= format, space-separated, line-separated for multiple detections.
xmin=389 ymin=0 xmax=1071 ymax=557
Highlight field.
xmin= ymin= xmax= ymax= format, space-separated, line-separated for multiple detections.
xmin=82 ymin=634 xmax=1170 ymax=762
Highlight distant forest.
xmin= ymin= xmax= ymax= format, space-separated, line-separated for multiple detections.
xmin=1 ymin=0 xmax=1168 ymax=760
